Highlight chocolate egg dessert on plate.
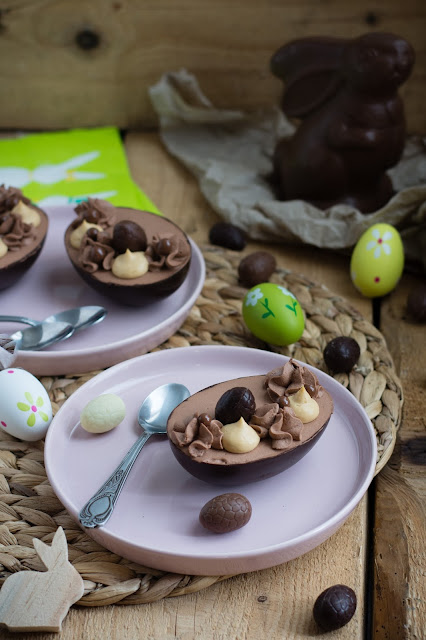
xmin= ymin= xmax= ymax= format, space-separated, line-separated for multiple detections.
xmin=0 ymin=186 xmax=48 ymax=291
xmin=64 ymin=199 xmax=192 ymax=306
xmin=167 ymin=358 xmax=334 ymax=485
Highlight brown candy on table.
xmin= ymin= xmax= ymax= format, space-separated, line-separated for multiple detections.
xmin=323 ymin=336 xmax=360 ymax=373
xmin=406 ymin=284 xmax=426 ymax=323
xmin=209 ymin=222 xmax=247 ymax=251
xmin=215 ymin=386 xmax=256 ymax=425
xmin=238 ymin=251 xmax=277 ymax=287
xmin=199 ymin=493 xmax=252 ymax=533
xmin=112 ymin=220 xmax=147 ymax=254
xmin=313 ymin=584 xmax=357 ymax=631
xmin=270 ymin=32 xmax=415 ymax=213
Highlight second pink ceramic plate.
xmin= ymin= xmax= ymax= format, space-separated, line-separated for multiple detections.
xmin=45 ymin=346 xmax=376 ymax=576
xmin=0 ymin=206 xmax=205 ymax=376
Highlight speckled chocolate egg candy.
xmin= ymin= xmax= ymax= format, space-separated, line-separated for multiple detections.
xmin=350 ymin=223 xmax=404 ymax=297
xmin=313 ymin=584 xmax=357 ymax=631
xmin=242 ymin=283 xmax=304 ymax=346
xmin=238 ymin=251 xmax=276 ymax=287
xmin=209 ymin=222 xmax=246 ymax=251
xmin=215 ymin=386 xmax=256 ymax=425
xmin=323 ymin=336 xmax=360 ymax=373
xmin=199 ymin=493 xmax=252 ymax=533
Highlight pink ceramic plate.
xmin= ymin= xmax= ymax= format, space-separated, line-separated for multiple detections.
xmin=0 ymin=206 xmax=204 ymax=376
xmin=45 ymin=346 xmax=376 ymax=576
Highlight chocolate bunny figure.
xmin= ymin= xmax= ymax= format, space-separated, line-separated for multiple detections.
xmin=0 ymin=527 xmax=84 ymax=632
xmin=270 ymin=32 xmax=415 ymax=212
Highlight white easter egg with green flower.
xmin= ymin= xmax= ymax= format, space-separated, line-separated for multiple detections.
xmin=350 ymin=223 xmax=404 ymax=297
xmin=0 ymin=368 xmax=52 ymax=441
xmin=242 ymin=283 xmax=305 ymax=346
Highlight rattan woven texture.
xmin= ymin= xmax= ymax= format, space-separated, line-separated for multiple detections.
xmin=0 ymin=246 xmax=403 ymax=606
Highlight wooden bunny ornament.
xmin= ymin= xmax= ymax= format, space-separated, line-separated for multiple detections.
xmin=0 ymin=527 xmax=84 ymax=632
xmin=270 ymin=32 xmax=415 ymax=213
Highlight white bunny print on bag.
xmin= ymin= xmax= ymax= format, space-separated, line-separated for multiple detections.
xmin=0 ymin=151 xmax=105 ymax=187
xmin=0 ymin=527 xmax=84 ymax=632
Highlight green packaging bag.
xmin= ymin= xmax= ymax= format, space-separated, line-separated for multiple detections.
xmin=0 ymin=127 xmax=160 ymax=213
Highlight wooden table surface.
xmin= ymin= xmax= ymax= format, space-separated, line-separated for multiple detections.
xmin=6 ymin=133 xmax=424 ymax=640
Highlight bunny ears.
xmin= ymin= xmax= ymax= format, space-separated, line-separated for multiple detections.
xmin=270 ymin=36 xmax=346 ymax=118
xmin=270 ymin=32 xmax=415 ymax=119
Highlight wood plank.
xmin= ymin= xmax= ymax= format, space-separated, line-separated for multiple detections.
xmin=0 ymin=504 xmax=368 ymax=640
xmin=0 ymin=0 xmax=424 ymax=132
xmin=373 ymin=275 xmax=426 ymax=639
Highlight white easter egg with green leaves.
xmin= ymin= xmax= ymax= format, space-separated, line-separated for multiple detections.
xmin=0 ymin=368 xmax=52 ymax=441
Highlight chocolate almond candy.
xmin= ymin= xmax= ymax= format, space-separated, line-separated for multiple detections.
xmin=238 ymin=251 xmax=277 ymax=287
xmin=323 ymin=336 xmax=360 ymax=373
xmin=209 ymin=222 xmax=246 ymax=251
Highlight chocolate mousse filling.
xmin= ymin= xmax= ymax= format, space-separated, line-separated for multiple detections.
xmin=168 ymin=359 xmax=334 ymax=466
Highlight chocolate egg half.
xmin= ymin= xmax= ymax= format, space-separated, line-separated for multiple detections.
xmin=0 ymin=204 xmax=48 ymax=291
xmin=167 ymin=364 xmax=333 ymax=486
xmin=64 ymin=207 xmax=192 ymax=306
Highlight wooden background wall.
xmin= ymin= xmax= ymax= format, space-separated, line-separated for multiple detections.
xmin=0 ymin=0 xmax=425 ymax=133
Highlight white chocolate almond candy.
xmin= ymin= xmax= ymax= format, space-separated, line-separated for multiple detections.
xmin=80 ymin=393 xmax=126 ymax=434
xmin=221 ymin=417 xmax=260 ymax=454
xmin=11 ymin=200 xmax=41 ymax=227
xmin=0 ymin=237 xmax=8 ymax=258
xmin=70 ymin=220 xmax=103 ymax=249
xmin=288 ymin=386 xmax=319 ymax=423
xmin=111 ymin=249 xmax=149 ymax=279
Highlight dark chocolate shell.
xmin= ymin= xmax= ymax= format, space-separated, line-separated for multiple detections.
xmin=167 ymin=373 xmax=333 ymax=486
xmin=64 ymin=207 xmax=191 ymax=307
xmin=0 ymin=205 xmax=48 ymax=291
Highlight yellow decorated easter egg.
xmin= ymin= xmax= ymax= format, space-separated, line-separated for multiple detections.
xmin=350 ymin=223 xmax=404 ymax=297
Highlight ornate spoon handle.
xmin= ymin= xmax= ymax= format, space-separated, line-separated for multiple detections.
xmin=79 ymin=431 xmax=151 ymax=528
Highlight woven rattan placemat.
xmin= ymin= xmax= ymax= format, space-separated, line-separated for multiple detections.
xmin=0 ymin=246 xmax=403 ymax=606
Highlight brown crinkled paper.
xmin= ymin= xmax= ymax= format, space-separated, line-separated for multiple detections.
xmin=0 ymin=334 xmax=17 ymax=370
xmin=149 ymin=69 xmax=426 ymax=272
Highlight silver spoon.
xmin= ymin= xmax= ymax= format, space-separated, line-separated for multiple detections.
xmin=11 ymin=321 xmax=75 ymax=351
xmin=0 ymin=306 xmax=107 ymax=351
xmin=79 ymin=382 xmax=191 ymax=528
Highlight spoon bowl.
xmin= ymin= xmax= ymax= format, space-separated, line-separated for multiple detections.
xmin=11 ymin=321 xmax=75 ymax=351
xmin=0 ymin=306 xmax=107 ymax=351
xmin=79 ymin=382 xmax=191 ymax=528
